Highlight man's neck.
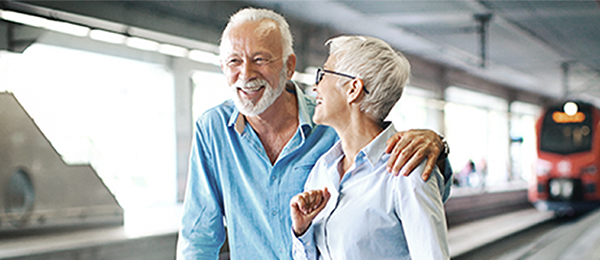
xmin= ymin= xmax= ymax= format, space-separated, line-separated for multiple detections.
xmin=246 ymin=85 xmax=299 ymax=164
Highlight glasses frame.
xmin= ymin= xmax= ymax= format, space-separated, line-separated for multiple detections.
xmin=315 ymin=68 xmax=370 ymax=94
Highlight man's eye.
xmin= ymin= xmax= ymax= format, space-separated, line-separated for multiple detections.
xmin=228 ymin=59 xmax=241 ymax=65
xmin=255 ymin=58 xmax=269 ymax=65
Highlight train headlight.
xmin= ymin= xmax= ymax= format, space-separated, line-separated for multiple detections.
xmin=536 ymin=159 xmax=552 ymax=176
xmin=561 ymin=181 xmax=574 ymax=199
xmin=549 ymin=180 xmax=561 ymax=197
xmin=549 ymin=179 xmax=575 ymax=200
xmin=557 ymin=160 xmax=572 ymax=176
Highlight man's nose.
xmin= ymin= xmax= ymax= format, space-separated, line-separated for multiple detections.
xmin=239 ymin=60 xmax=256 ymax=81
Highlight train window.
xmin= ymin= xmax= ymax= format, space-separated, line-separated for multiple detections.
xmin=540 ymin=104 xmax=593 ymax=154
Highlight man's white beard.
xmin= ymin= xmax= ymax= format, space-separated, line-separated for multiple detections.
xmin=231 ymin=68 xmax=288 ymax=117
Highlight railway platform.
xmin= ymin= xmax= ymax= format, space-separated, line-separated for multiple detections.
xmin=1 ymin=185 xmax=582 ymax=260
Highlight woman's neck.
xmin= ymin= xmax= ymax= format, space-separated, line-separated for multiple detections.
xmin=333 ymin=114 xmax=384 ymax=176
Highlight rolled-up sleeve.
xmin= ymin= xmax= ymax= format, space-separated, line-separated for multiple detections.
xmin=292 ymin=225 xmax=317 ymax=260
xmin=177 ymin=121 xmax=226 ymax=260
xmin=395 ymin=162 xmax=449 ymax=260
xmin=442 ymin=158 xmax=453 ymax=203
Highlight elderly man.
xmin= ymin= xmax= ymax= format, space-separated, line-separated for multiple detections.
xmin=177 ymin=7 xmax=451 ymax=260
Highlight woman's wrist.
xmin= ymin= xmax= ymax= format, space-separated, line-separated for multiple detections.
xmin=293 ymin=223 xmax=310 ymax=237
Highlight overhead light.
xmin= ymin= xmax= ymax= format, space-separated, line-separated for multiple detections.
xmin=188 ymin=49 xmax=220 ymax=65
xmin=0 ymin=9 xmax=89 ymax=37
xmin=89 ymin=29 xmax=126 ymax=44
xmin=158 ymin=44 xmax=188 ymax=57
xmin=45 ymin=20 xmax=89 ymax=37
xmin=126 ymin=37 xmax=159 ymax=51
xmin=0 ymin=9 xmax=48 ymax=27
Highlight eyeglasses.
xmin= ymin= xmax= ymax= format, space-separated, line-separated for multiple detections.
xmin=315 ymin=68 xmax=369 ymax=94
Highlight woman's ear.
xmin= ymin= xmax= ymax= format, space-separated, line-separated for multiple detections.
xmin=347 ymin=78 xmax=365 ymax=103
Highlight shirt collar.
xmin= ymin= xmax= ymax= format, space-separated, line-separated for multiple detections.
xmin=321 ymin=122 xmax=396 ymax=167
xmin=227 ymin=106 xmax=243 ymax=133
xmin=361 ymin=122 xmax=396 ymax=166
xmin=227 ymin=81 xmax=315 ymax=136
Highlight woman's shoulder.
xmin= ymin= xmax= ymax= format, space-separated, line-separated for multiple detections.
xmin=394 ymin=159 xmax=442 ymax=191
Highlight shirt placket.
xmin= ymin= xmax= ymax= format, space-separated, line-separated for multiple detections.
xmin=274 ymin=127 xmax=308 ymax=257
xmin=323 ymin=152 xmax=369 ymax=259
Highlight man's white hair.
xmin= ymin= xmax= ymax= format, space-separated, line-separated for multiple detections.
xmin=326 ymin=35 xmax=411 ymax=122
xmin=220 ymin=7 xmax=294 ymax=62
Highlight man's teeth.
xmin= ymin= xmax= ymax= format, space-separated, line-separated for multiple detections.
xmin=241 ymin=85 xmax=263 ymax=92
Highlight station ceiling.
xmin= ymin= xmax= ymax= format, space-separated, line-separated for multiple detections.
xmin=3 ymin=1 xmax=600 ymax=106
xmin=252 ymin=0 xmax=600 ymax=106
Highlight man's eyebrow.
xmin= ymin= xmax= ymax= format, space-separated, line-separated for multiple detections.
xmin=223 ymin=51 xmax=276 ymax=61
xmin=251 ymin=51 xmax=273 ymax=57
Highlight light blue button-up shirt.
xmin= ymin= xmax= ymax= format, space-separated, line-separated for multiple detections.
xmin=292 ymin=123 xmax=450 ymax=260
xmin=177 ymin=83 xmax=339 ymax=260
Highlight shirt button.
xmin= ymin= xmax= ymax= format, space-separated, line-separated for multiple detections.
xmin=271 ymin=176 xmax=276 ymax=180
xmin=272 ymin=211 xmax=277 ymax=216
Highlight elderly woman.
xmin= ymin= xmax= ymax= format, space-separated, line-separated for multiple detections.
xmin=290 ymin=36 xmax=450 ymax=260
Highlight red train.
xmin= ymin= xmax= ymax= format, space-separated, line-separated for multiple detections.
xmin=529 ymin=100 xmax=600 ymax=214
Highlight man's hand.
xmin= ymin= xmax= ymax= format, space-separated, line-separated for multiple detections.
xmin=385 ymin=129 xmax=443 ymax=181
xmin=290 ymin=188 xmax=331 ymax=237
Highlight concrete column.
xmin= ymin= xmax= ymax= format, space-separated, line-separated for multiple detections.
xmin=434 ymin=68 xmax=450 ymax=135
xmin=171 ymin=57 xmax=194 ymax=202
xmin=170 ymin=58 xmax=221 ymax=202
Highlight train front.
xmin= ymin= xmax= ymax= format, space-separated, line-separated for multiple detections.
xmin=529 ymin=101 xmax=600 ymax=214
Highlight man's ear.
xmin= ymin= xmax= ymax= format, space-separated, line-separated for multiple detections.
xmin=286 ymin=54 xmax=297 ymax=80
xmin=347 ymin=78 xmax=365 ymax=103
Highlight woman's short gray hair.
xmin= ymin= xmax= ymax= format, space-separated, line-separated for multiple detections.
xmin=220 ymin=8 xmax=294 ymax=63
xmin=326 ymin=36 xmax=411 ymax=122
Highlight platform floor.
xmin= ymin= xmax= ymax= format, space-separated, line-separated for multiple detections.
xmin=0 ymin=186 xmax=561 ymax=260
xmin=0 ymin=206 xmax=181 ymax=260
xmin=448 ymin=208 xmax=555 ymax=258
